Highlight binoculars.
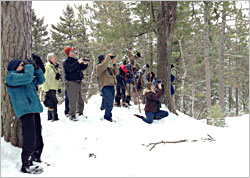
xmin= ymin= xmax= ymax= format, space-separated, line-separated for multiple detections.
xmin=83 ymin=58 xmax=90 ymax=62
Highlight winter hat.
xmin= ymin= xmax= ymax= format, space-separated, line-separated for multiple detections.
xmin=123 ymin=60 xmax=127 ymax=65
xmin=7 ymin=59 xmax=22 ymax=71
xmin=98 ymin=55 xmax=105 ymax=63
xmin=64 ymin=46 xmax=75 ymax=56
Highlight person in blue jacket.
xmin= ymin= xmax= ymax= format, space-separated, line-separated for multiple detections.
xmin=5 ymin=59 xmax=45 ymax=174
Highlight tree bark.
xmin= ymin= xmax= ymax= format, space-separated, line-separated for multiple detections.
xmin=203 ymin=2 xmax=212 ymax=109
xmin=229 ymin=58 xmax=233 ymax=112
xmin=218 ymin=2 xmax=226 ymax=113
xmin=1 ymin=1 xmax=32 ymax=147
xmin=156 ymin=1 xmax=177 ymax=112
xmin=178 ymin=38 xmax=186 ymax=112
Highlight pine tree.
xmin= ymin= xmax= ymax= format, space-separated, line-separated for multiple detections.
xmin=50 ymin=4 xmax=77 ymax=59
xmin=32 ymin=9 xmax=50 ymax=61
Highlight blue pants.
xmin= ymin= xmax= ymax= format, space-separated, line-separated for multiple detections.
xmin=64 ymin=90 xmax=69 ymax=115
xmin=142 ymin=110 xmax=169 ymax=124
xmin=101 ymin=86 xmax=115 ymax=121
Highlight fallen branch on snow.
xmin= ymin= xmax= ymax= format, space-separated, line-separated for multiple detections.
xmin=142 ymin=134 xmax=215 ymax=151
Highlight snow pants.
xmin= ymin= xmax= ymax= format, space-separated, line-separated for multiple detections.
xmin=20 ymin=113 xmax=44 ymax=165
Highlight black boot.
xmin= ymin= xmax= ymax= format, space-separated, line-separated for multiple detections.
xmin=32 ymin=150 xmax=42 ymax=163
xmin=126 ymin=96 xmax=132 ymax=106
xmin=21 ymin=154 xmax=43 ymax=174
xmin=51 ymin=108 xmax=59 ymax=121
xmin=48 ymin=110 xmax=52 ymax=121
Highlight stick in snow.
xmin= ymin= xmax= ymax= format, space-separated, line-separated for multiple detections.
xmin=143 ymin=135 xmax=216 ymax=151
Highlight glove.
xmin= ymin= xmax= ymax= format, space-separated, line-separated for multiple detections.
xmin=57 ymin=89 xmax=61 ymax=94
xmin=23 ymin=58 xmax=38 ymax=70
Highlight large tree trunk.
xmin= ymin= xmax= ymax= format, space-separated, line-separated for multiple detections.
xmin=1 ymin=1 xmax=32 ymax=147
xmin=156 ymin=1 xmax=177 ymax=112
xmin=218 ymin=2 xmax=226 ymax=113
xmin=235 ymin=59 xmax=239 ymax=116
xmin=203 ymin=2 xmax=212 ymax=109
xmin=178 ymin=38 xmax=186 ymax=112
xmin=229 ymin=58 xmax=233 ymax=112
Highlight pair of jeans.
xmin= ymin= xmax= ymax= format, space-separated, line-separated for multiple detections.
xmin=101 ymin=86 xmax=115 ymax=120
xmin=142 ymin=110 xmax=169 ymax=124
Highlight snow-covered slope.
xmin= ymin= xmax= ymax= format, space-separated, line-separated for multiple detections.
xmin=1 ymin=95 xmax=249 ymax=177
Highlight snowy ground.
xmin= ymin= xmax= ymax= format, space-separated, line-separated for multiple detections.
xmin=1 ymin=95 xmax=249 ymax=177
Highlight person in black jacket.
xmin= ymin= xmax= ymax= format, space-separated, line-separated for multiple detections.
xmin=63 ymin=46 xmax=88 ymax=121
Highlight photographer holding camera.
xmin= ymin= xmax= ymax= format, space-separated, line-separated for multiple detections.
xmin=134 ymin=82 xmax=169 ymax=124
xmin=42 ymin=53 xmax=61 ymax=121
xmin=97 ymin=54 xmax=118 ymax=122
xmin=6 ymin=59 xmax=45 ymax=173
xmin=63 ymin=46 xmax=89 ymax=121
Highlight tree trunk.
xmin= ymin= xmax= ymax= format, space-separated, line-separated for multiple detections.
xmin=178 ymin=38 xmax=186 ymax=112
xmin=1 ymin=1 xmax=32 ymax=147
xmin=148 ymin=34 xmax=153 ymax=73
xmin=156 ymin=1 xmax=177 ymax=112
xmin=229 ymin=58 xmax=233 ymax=111
xmin=235 ymin=59 xmax=239 ymax=116
xmin=218 ymin=2 xmax=226 ymax=113
xmin=141 ymin=34 xmax=147 ymax=66
xmin=203 ymin=2 xmax=212 ymax=109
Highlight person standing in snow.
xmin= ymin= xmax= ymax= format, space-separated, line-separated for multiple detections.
xmin=125 ymin=60 xmax=138 ymax=106
xmin=5 ymin=59 xmax=45 ymax=174
xmin=97 ymin=54 xmax=119 ymax=122
xmin=135 ymin=82 xmax=169 ymax=124
xmin=63 ymin=46 xmax=88 ymax=121
xmin=42 ymin=53 xmax=61 ymax=121
xmin=114 ymin=60 xmax=128 ymax=107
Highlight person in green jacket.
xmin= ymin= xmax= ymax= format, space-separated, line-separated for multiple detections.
xmin=42 ymin=53 xmax=61 ymax=121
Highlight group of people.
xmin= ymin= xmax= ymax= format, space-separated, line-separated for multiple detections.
xmin=5 ymin=46 xmax=176 ymax=174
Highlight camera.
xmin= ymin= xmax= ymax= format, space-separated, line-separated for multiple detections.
xmin=157 ymin=80 xmax=162 ymax=84
xmin=137 ymin=64 xmax=150 ymax=77
xmin=110 ymin=55 xmax=116 ymax=59
xmin=55 ymin=73 xmax=61 ymax=80
xmin=83 ymin=58 xmax=90 ymax=62
xmin=136 ymin=52 xmax=141 ymax=58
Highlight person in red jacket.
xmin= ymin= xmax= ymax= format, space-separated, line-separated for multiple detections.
xmin=135 ymin=82 xmax=169 ymax=124
xmin=114 ymin=60 xmax=128 ymax=107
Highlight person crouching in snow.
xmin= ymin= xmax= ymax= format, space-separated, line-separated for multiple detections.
xmin=135 ymin=82 xmax=169 ymax=124
xmin=5 ymin=59 xmax=45 ymax=174
xmin=42 ymin=53 xmax=61 ymax=121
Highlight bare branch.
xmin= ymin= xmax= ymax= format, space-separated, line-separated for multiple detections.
xmin=143 ymin=135 xmax=216 ymax=151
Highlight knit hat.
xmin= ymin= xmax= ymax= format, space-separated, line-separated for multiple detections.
xmin=64 ymin=46 xmax=75 ymax=56
xmin=98 ymin=55 xmax=105 ymax=63
xmin=123 ymin=60 xmax=127 ymax=65
xmin=7 ymin=59 xmax=22 ymax=71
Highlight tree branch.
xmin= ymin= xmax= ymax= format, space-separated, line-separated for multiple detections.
xmin=142 ymin=134 xmax=216 ymax=151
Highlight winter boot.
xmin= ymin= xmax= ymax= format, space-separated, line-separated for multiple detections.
xmin=122 ymin=102 xmax=127 ymax=107
xmin=126 ymin=96 xmax=132 ymax=106
xmin=114 ymin=101 xmax=121 ymax=107
xmin=51 ymin=107 xmax=59 ymax=121
xmin=134 ymin=114 xmax=144 ymax=119
xmin=21 ymin=154 xmax=43 ymax=174
xmin=69 ymin=115 xmax=78 ymax=121
xmin=32 ymin=150 xmax=42 ymax=163
xmin=48 ymin=110 xmax=52 ymax=121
